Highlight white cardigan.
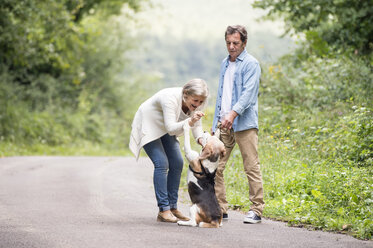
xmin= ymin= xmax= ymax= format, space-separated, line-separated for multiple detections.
xmin=129 ymin=87 xmax=204 ymax=160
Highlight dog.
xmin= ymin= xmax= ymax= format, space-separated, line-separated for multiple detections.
xmin=177 ymin=122 xmax=226 ymax=228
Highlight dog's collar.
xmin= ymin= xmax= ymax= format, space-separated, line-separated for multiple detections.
xmin=189 ymin=160 xmax=206 ymax=176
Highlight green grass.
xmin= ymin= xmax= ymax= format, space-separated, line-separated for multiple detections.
xmin=223 ymin=104 xmax=373 ymax=240
xmin=178 ymin=98 xmax=372 ymax=240
xmin=0 ymin=141 xmax=129 ymax=157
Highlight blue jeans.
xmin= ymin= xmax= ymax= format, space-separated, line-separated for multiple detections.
xmin=143 ymin=134 xmax=184 ymax=212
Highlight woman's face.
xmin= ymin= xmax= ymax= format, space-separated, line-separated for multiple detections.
xmin=183 ymin=94 xmax=205 ymax=112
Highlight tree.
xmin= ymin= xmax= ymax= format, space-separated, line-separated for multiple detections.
xmin=253 ymin=0 xmax=373 ymax=55
xmin=0 ymin=0 xmax=146 ymax=108
xmin=0 ymin=0 xmax=151 ymax=147
xmin=65 ymin=0 xmax=143 ymax=22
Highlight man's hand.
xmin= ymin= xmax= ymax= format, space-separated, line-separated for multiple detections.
xmin=189 ymin=111 xmax=205 ymax=127
xmin=221 ymin=110 xmax=238 ymax=129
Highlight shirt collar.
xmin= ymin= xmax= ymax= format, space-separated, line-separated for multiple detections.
xmin=227 ymin=49 xmax=248 ymax=62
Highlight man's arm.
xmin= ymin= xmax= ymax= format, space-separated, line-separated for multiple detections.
xmin=221 ymin=62 xmax=260 ymax=129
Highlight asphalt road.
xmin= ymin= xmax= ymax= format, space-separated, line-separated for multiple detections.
xmin=0 ymin=156 xmax=371 ymax=248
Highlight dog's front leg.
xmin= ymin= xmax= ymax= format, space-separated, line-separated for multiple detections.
xmin=183 ymin=122 xmax=199 ymax=162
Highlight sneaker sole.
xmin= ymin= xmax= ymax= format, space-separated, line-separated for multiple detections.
xmin=243 ymin=219 xmax=261 ymax=224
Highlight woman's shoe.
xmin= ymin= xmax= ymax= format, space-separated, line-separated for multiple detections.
xmin=171 ymin=209 xmax=190 ymax=221
xmin=157 ymin=210 xmax=178 ymax=223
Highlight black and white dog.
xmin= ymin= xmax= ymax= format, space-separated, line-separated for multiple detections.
xmin=178 ymin=122 xmax=226 ymax=228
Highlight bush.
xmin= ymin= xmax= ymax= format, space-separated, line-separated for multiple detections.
xmin=260 ymin=54 xmax=372 ymax=111
xmin=331 ymin=106 xmax=373 ymax=167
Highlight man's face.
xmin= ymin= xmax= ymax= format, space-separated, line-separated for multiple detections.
xmin=226 ymin=32 xmax=246 ymax=62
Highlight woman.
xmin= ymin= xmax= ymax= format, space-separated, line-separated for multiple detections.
xmin=129 ymin=78 xmax=209 ymax=223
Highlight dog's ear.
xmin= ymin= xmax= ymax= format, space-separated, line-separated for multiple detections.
xmin=220 ymin=147 xmax=226 ymax=158
xmin=199 ymin=145 xmax=212 ymax=160
xmin=190 ymin=159 xmax=203 ymax=174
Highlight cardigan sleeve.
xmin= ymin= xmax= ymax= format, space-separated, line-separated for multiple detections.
xmin=160 ymin=92 xmax=204 ymax=141
xmin=160 ymin=93 xmax=187 ymax=136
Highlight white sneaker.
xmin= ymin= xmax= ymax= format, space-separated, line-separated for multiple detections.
xmin=243 ymin=211 xmax=262 ymax=224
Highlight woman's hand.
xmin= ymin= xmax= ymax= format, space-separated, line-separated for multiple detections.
xmin=188 ymin=111 xmax=205 ymax=127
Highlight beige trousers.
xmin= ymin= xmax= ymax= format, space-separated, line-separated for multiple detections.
xmin=215 ymin=126 xmax=265 ymax=216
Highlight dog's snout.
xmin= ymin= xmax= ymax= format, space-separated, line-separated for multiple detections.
xmin=209 ymin=154 xmax=219 ymax=163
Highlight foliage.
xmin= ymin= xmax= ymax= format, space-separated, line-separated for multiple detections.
xmin=0 ymin=0 xmax=145 ymax=109
xmin=0 ymin=0 xmax=157 ymax=151
xmin=65 ymin=0 xmax=143 ymax=22
xmin=225 ymin=108 xmax=373 ymax=239
xmin=222 ymin=52 xmax=373 ymax=239
xmin=253 ymin=0 xmax=373 ymax=55
xmin=262 ymin=54 xmax=372 ymax=111
xmin=257 ymin=105 xmax=372 ymax=240
xmin=0 ymin=0 xmax=82 ymax=107
xmin=332 ymin=106 xmax=373 ymax=167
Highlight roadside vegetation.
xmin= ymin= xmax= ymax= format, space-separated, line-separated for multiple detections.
xmin=0 ymin=0 xmax=154 ymax=157
xmin=1 ymin=0 xmax=372 ymax=240
xmin=224 ymin=0 xmax=373 ymax=240
xmin=224 ymin=54 xmax=372 ymax=240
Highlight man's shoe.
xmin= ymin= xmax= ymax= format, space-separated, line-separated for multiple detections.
xmin=222 ymin=213 xmax=228 ymax=220
xmin=243 ymin=211 xmax=261 ymax=224
xmin=171 ymin=209 xmax=190 ymax=221
xmin=157 ymin=210 xmax=178 ymax=223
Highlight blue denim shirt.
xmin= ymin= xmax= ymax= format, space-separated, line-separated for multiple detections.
xmin=212 ymin=49 xmax=260 ymax=133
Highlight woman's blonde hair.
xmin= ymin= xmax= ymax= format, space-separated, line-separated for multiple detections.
xmin=182 ymin=78 xmax=209 ymax=110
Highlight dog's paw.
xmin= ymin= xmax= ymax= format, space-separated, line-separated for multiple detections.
xmin=177 ymin=220 xmax=187 ymax=226
xmin=186 ymin=151 xmax=199 ymax=162
xmin=201 ymin=132 xmax=211 ymax=147
xmin=199 ymin=221 xmax=220 ymax=228
xmin=198 ymin=222 xmax=206 ymax=227
xmin=177 ymin=220 xmax=197 ymax=227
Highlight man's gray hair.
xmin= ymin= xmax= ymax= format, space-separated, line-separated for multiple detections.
xmin=225 ymin=25 xmax=247 ymax=43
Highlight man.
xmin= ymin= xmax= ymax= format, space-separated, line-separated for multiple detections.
xmin=212 ymin=25 xmax=265 ymax=224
